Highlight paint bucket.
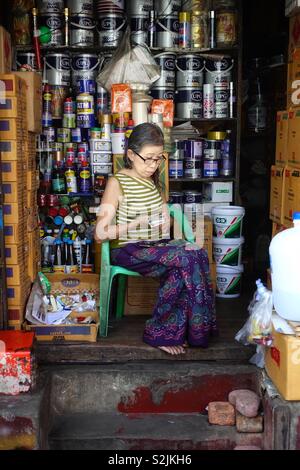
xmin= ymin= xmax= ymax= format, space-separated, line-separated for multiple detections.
xmin=156 ymin=15 xmax=179 ymax=48
xmin=205 ymin=57 xmax=234 ymax=89
xmin=153 ymin=53 xmax=176 ymax=88
xmin=168 ymin=191 xmax=183 ymax=205
xmin=71 ymin=53 xmax=100 ymax=94
xmin=111 ymin=132 xmax=126 ymax=154
xmin=203 ymin=139 xmax=221 ymax=160
xmin=203 ymin=159 xmax=219 ymax=177
xmin=213 ymin=236 xmax=244 ymax=267
xmin=154 ymin=0 xmax=181 ymax=15
xmin=214 ymin=88 xmax=229 ymax=118
xmin=46 ymin=53 xmax=71 ymax=87
xmin=183 ymin=190 xmax=202 ymax=204
xmin=212 ymin=206 xmax=245 ymax=239
xmin=176 ymin=88 xmax=203 ymax=119
xmin=97 ymin=14 xmax=127 ymax=48
xmin=150 ymin=88 xmax=175 ymax=100
xmin=16 ymin=52 xmax=37 ymax=71
xmin=131 ymin=16 xmax=149 ymax=45
xmin=216 ymin=264 xmax=244 ymax=298
xmin=170 ymin=139 xmax=185 ymax=159
xmin=176 ymin=54 xmax=204 ymax=88
xmin=70 ymin=15 xmax=95 ymax=47
xmin=184 ymin=158 xmax=202 ymax=179
xmin=184 ymin=139 xmax=203 ymax=159
xmin=95 ymin=0 xmax=125 ymax=15
xmin=38 ymin=0 xmax=64 ymax=13
xmin=127 ymin=0 xmax=153 ymax=17
xmin=41 ymin=14 xmax=63 ymax=46
xmin=76 ymin=93 xmax=95 ymax=128
xmin=169 ymin=158 xmax=183 ymax=178
xmin=67 ymin=0 xmax=94 ymax=15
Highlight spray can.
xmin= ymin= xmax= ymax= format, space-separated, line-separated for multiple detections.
xmin=65 ymin=160 xmax=78 ymax=193
xmin=148 ymin=10 xmax=157 ymax=48
xmin=209 ymin=10 xmax=216 ymax=48
xmin=229 ymin=81 xmax=234 ymax=118
xmin=179 ymin=12 xmax=191 ymax=49
xmin=203 ymin=84 xmax=214 ymax=119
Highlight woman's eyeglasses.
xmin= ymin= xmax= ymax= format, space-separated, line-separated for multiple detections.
xmin=134 ymin=151 xmax=166 ymax=167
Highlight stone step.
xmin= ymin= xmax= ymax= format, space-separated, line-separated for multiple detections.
xmin=49 ymin=412 xmax=263 ymax=450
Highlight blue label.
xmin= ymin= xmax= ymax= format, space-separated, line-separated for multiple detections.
xmin=3 ymin=183 xmax=12 ymax=194
xmin=0 ymin=120 xmax=10 ymax=131
xmin=76 ymin=79 xmax=96 ymax=94
xmin=5 ymin=247 xmax=11 ymax=257
xmin=72 ymin=54 xmax=99 ymax=70
xmin=176 ymin=55 xmax=204 ymax=71
xmin=0 ymin=141 xmax=11 ymax=152
xmin=176 ymin=89 xmax=203 ymax=103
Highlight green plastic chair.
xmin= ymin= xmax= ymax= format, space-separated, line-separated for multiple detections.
xmin=99 ymin=203 xmax=196 ymax=337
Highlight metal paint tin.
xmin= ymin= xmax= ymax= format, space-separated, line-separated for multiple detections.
xmin=170 ymin=139 xmax=185 ymax=159
xmin=169 ymin=158 xmax=183 ymax=178
xmin=70 ymin=15 xmax=95 ymax=47
xmin=57 ymin=128 xmax=71 ymax=142
xmin=205 ymin=57 xmax=234 ymax=89
xmin=131 ymin=16 xmax=149 ymax=45
xmin=183 ymin=190 xmax=202 ymax=204
xmin=153 ymin=53 xmax=176 ymax=88
xmin=156 ymin=15 xmax=179 ymax=48
xmin=76 ymin=93 xmax=95 ymax=128
xmin=41 ymin=14 xmax=63 ymax=46
xmin=38 ymin=0 xmax=64 ymax=13
xmin=150 ymin=88 xmax=175 ymax=100
xmin=89 ymin=139 xmax=112 ymax=151
xmin=168 ymin=191 xmax=183 ymax=205
xmin=203 ymin=139 xmax=221 ymax=160
xmin=43 ymin=126 xmax=56 ymax=142
xmin=97 ymin=14 xmax=127 ymax=48
xmin=127 ymin=0 xmax=153 ymax=17
xmin=72 ymin=127 xmax=82 ymax=142
xmin=214 ymin=88 xmax=229 ymax=118
xmin=184 ymin=159 xmax=202 ymax=178
xmin=176 ymin=88 xmax=203 ymax=119
xmin=176 ymin=54 xmax=204 ymax=88
xmin=67 ymin=0 xmax=93 ymax=15
xmin=46 ymin=54 xmax=71 ymax=86
xmin=154 ymin=0 xmax=181 ymax=15
xmin=96 ymin=0 xmax=125 ymax=14
xmin=184 ymin=139 xmax=203 ymax=159
xmin=71 ymin=53 xmax=99 ymax=94
xmin=16 ymin=52 xmax=37 ymax=71
xmin=207 ymin=131 xmax=227 ymax=140
xmin=203 ymin=159 xmax=219 ymax=177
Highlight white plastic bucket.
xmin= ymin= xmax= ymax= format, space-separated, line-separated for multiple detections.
xmin=212 ymin=205 xmax=245 ymax=238
xmin=213 ymin=236 xmax=244 ymax=267
xmin=111 ymin=132 xmax=126 ymax=154
xmin=216 ymin=265 xmax=244 ymax=299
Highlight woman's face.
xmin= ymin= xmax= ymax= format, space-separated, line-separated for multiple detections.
xmin=127 ymin=144 xmax=165 ymax=179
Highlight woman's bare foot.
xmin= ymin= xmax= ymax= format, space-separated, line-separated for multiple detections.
xmin=158 ymin=345 xmax=186 ymax=355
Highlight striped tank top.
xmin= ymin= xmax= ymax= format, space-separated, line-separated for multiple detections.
xmin=111 ymin=172 xmax=163 ymax=248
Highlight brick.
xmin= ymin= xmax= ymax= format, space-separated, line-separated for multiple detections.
xmin=234 ymin=446 xmax=262 ymax=450
xmin=208 ymin=402 xmax=235 ymax=426
xmin=236 ymin=411 xmax=264 ymax=433
xmin=228 ymin=389 xmax=261 ymax=418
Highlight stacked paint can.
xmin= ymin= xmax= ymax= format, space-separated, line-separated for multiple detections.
xmin=151 ymin=53 xmax=176 ymax=101
xmin=175 ymin=54 xmax=204 ymax=119
xmin=204 ymin=57 xmax=234 ymax=119
xmin=96 ymin=0 xmax=126 ymax=48
xmin=155 ymin=0 xmax=180 ymax=48
xmin=126 ymin=0 xmax=153 ymax=46
xmin=68 ymin=0 xmax=95 ymax=47
xmin=212 ymin=205 xmax=245 ymax=299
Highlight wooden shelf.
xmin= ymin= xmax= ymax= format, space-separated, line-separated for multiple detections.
xmin=174 ymin=118 xmax=237 ymax=124
xmin=169 ymin=177 xmax=236 ymax=183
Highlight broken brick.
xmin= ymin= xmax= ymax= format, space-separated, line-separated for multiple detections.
xmin=228 ymin=389 xmax=261 ymax=418
xmin=208 ymin=401 xmax=235 ymax=426
xmin=236 ymin=411 xmax=264 ymax=433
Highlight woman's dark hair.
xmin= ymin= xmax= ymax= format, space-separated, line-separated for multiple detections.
xmin=124 ymin=123 xmax=165 ymax=191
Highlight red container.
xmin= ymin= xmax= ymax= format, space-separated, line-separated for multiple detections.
xmin=47 ymin=194 xmax=59 ymax=207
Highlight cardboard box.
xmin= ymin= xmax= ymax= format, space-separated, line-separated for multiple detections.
xmin=0 ymin=27 xmax=12 ymax=74
xmin=0 ymin=118 xmax=25 ymax=139
xmin=2 ymin=181 xmax=26 ymax=203
xmin=265 ymin=328 xmax=300 ymax=400
xmin=26 ymin=170 xmax=39 ymax=191
xmin=0 ymin=73 xmax=26 ymax=98
xmin=7 ymin=280 xmax=31 ymax=307
xmin=14 ymin=72 xmax=42 ymax=133
xmin=0 ymin=96 xmax=26 ymax=119
xmin=8 ymin=305 xmax=26 ymax=322
xmin=3 ymin=202 xmax=25 ymax=224
xmin=275 ymin=111 xmax=289 ymax=165
xmin=45 ymin=273 xmax=99 ymax=296
xmin=283 ymin=166 xmax=300 ymax=225
xmin=289 ymin=13 xmax=300 ymax=61
xmin=270 ymin=166 xmax=285 ymax=224
xmin=8 ymin=321 xmax=23 ymax=331
xmin=0 ymin=140 xmax=24 ymax=161
xmin=0 ymin=331 xmax=35 ymax=395
xmin=6 ymin=264 xmax=26 ymax=287
xmin=287 ymin=108 xmax=300 ymax=165
xmin=5 ymin=243 xmax=26 ymax=265
xmin=4 ymin=222 xmax=25 ymax=244
xmin=272 ymin=222 xmax=288 ymax=238
xmin=203 ymin=182 xmax=233 ymax=203
xmin=1 ymin=160 xmax=27 ymax=182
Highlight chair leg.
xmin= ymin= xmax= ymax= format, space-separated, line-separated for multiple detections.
xmin=99 ymin=270 xmax=113 ymax=337
xmin=116 ymin=274 xmax=127 ymax=319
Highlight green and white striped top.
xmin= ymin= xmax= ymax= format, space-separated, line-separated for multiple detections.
xmin=110 ymin=172 xmax=163 ymax=248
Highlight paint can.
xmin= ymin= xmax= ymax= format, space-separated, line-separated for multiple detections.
xmin=169 ymin=158 xmax=183 ymax=178
xmin=171 ymin=139 xmax=185 ymax=159
xmin=150 ymin=88 xmax=175 ymax=100
xmin=214 ymin=88 xmax=229 ymax=118
xmin=41 ymin=14 xmax=63 ymax=46
xmin=168 ymin=191 xmax=183 ymax=205
xmin=67 ymin=0 xmax=94 ymax=15
xmin=176 ymin=88 xmax=203 ymax=119
xmin=57 ymin=128 xmax=71 ymax=143
xmin=205 ymin=57 xmax=234 ymax=89
xmin=71 ymin=53 xmax=100 ymax=94
xmin=203 ymin=83 xmax=215 ymax=119
xmin=72 ymin=128 xmax=82 ymax=142
xmin=76 ymin=93 xmax=95 ymax=128
xmin=154 ymin=0 xmax=181 ymax=15
xmin=70 ymin=15 xmax=95 ymax=47
xmin=175 ymin=54 xmax=204 ymax=88
xmin=203 ymin=139 xmax=221 ymax=160
xmin=97 ymin=14 xmax=127 ymax=48
xmin=184 ymin=158 xmax=202 ymax=179
xmin=203 ymin=159 xmax=219 ymax=177
xmin=38 ymin=0 xmax=64 ymax=13
xmin=156 ymin=15 xmax=179 ymax=48
xmin=131 ymin=16 xmax=149 ymax=45
xmin=127 ymin=0 xmax=153 ymax=17
xmin=95 ymin=0 xmax=125 ymax=15
xmin=184 ymin=139 xmax=203 ymax=159
xmin=45 ymin=53 xmax=71 ymax=86
xmin=43 ymin=127 xmax=56 ymax=142
xmin=220 ymin=157 xmax=234 ymax=176
xmin=153 ymin=53 xmax=176 ymax=88
xmin=183 ymin=190 xmax=202 ymax=204
xmin=50 ymin=85 xmax=69 ymax=119
xmin=16 ymin=52 xmax=37 ymax=71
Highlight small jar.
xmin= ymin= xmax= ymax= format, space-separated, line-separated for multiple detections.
xmin=215 ymin=3 xmax=237 ymax=47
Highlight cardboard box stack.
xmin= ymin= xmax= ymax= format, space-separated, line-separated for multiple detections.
xmin=0 ymin=71 xmax=42 ymax=329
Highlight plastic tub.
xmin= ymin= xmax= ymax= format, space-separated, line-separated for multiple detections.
xmin=213 ymin=236 xmax=244 ymax=267
xmin=216 ymin=264 xmax=244 ymax=299
xmin=212 ymin=205 xmax=245 ymax=238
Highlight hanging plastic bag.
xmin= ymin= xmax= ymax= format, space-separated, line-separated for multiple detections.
xmin=235 ymin=279 xmax=273 ymax=347
xmin=97 ymin=26 xmax=160 ymax=92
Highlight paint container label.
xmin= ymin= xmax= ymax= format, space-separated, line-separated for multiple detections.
xmin=69 ymin=0 xmax=93 ymax=14
xmin=203 ymin=160 xmax=219 ymax=177
xmin=77 ymin=114 xmax=95 ymax=128
xmin=43 ymin=127 xmax=56 ymax=141
xmin=221 ymin=139 xmax=230 ymax=156
xmin=98 ymin=15 xmax=126 ymax=47
xmin=176 ymin=89 xmax=203 ymax=119
xmin=183 ymin=191 xmax=202 ymax=204
xmin=151 ymin=88 xmax=175 ymax=100
xmin=155 ymin=0 xmax=181 ymax=15
xmin=214 ymin=89 xmax=229 ymax=118
xmin=131 ymin=16 xmax=149 ymax=31
xmin=176 ymin=70 xmax=203 ymax=88
xmin=184 ymin=140 xmax=203 ymax=159
xmin=216 ymin=272 xmax=242 ymax=296
xmin=154 ymin=70 xmax=175 ymax=88
xmin=63 ymin=114 xmax=76 ymax=128
xmin=46 ymin=54 xmax=71 ymax=86
xmin=57 ymin=128 xmax=71 ymax=142
xmin=72 ymin=128 xmax=81 ymax=142
xmin=184 ymin=160 xmax=202 ymax=178
xmin=203 ymin=84 xmax=215 ymax=119
xmin=203 ymin=140 xmax=221 ymax=159
xmin=169 ymin=159 xmax=183 ymax=178
xmin=156 ymin=16 xmax=179 ymax=48
xmin=70 ymin=17 xmax=95 ymax=46
xmin=127 ymin=0 xmax=153 ymax=16
xmin=38 ymin=0 xmax=64 ymax=13
xmin=168 ymin=191 xmax=183 ymax=204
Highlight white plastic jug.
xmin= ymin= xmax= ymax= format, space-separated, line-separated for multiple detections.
xmin=269 ymin=213 xmax=300 ymax=321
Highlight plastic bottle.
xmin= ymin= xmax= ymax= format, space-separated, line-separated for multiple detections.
xmin=81 ymin=239 xmax=93 ymax=273
xmin=73 ymin=237 xmax=82 ymax=271
xmin=65 ymin=239 xmax=78 ymax=274
xmin=53 ymin=239 xmax=65 ymax=273
xmin=42 ymin=83 xmax=52 ymax=127
xmin=78 ymin=161 xmax=92 ymax=194
xmin=65 ymin=159 xmax=78 ymax=194
xmin=269 ymin=212 xmax=300 ymax=321
xmin=52 ymin=161 xmax=66 ymax=194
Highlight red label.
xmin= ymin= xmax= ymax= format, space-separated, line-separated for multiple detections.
xmin=271 ymin=347 xmax=280 ymax=367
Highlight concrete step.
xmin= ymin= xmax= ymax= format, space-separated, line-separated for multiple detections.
xmin=49 ymin=412 xmax=263 ymax=450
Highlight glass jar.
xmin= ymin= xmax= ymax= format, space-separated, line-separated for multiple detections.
xmin=216 ymin=7 xmax=237 ymax=47
xmin=191 ymin=11 xmax=209 ymax=49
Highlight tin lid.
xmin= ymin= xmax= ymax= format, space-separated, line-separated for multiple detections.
xmin=207 ymin=131 xmax=227 ymax=140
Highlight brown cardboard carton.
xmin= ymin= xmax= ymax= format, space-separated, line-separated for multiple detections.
xmin=283 ymin=166 xmax=300 ymax=226
xmin=0 ymin=27 xmax=12 ymax=73
xmin=288 ymin=108 xmax=300 ymax=166
xmin=0 ymin=73 xmax=26 ymax=97
xmin=0 ymin=118 xmax=25 ymax=139
xmin=289 ymin=13 xmax=300 ymax=61
xmin=2 ymin=181 xmax=26 ymax=203
xmin=0 ymin=140 xmax=24 ymax=161
xmin=14 ymin=72 xmax=42 ymax=133
xmin=275 ymin=111 xmax=289 ymax=165
xmin=272 ymin=222 xmax=288 ymax=239
xmin=0 ymin=97 xmax=26 ymax=119
xmin=270 ymin=166 xmax=285 ymax=224
xmin=5 ymin=243 xmax=25 ymax=265
xmin=1 ymin=160 xmax=27 ymax=182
